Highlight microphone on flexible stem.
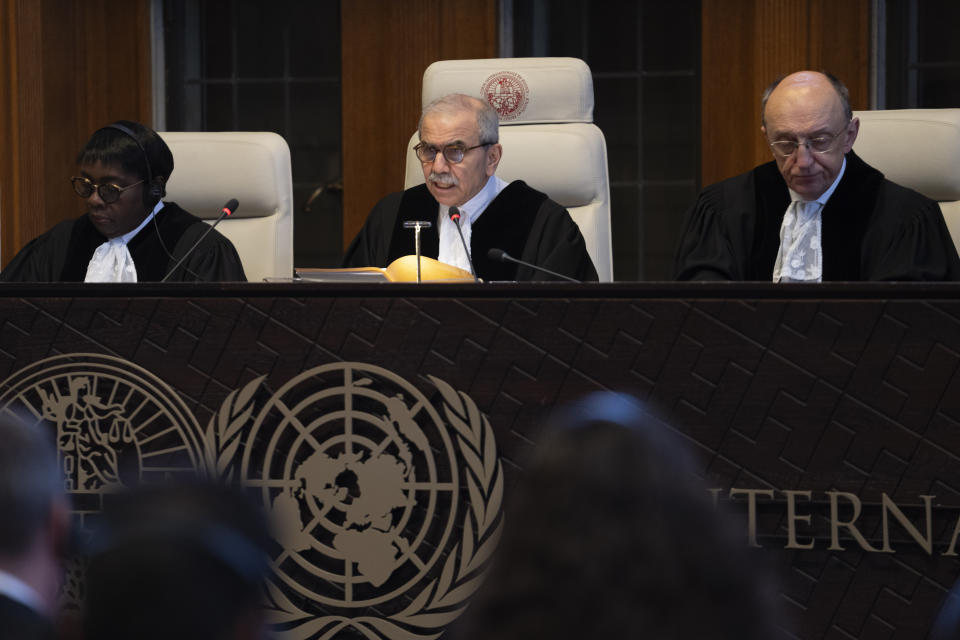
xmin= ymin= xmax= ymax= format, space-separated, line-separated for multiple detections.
xmin=161 ymin=198 xmax=239 ymax=282
xmin=449 ymin=206 xmax=480 ymax=282
xmin=487 ymin=248 xmax=581 ymax=283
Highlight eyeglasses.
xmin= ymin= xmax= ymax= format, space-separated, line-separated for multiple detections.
xmin=768 ymin=124 xmax=849 ymax=158
xmin=414 ymin=141 xmax=490 ymax=164
xmin=70 ymin=176 xmax=144 ymax=204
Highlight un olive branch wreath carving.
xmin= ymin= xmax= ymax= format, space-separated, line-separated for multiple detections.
xmin=201 ymin=376 xmax=265 ymax=482
xmin=256 ymin=375 xmax=504 ymax=640
xmin=383 ymin=376 xmax=504 ymax=636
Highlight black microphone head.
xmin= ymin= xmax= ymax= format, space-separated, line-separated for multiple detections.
xmin=487 ymin=248 xmax=508 ymax=262
xmin=448 ymin=206 xmax=461 ymax=221
xmin=222 ymin=199 xmax=239 ymax=216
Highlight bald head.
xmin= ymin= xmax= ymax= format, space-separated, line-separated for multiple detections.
xmin=761 ymin=71 xmax=851 ymax=129
xmin=760 ymin=71 xmax=859 ymax=200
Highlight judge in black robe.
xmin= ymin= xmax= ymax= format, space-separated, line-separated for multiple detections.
xmin=1 ymin=119 xmax=246 ymax=283
xmin=0 ymin=202 xmax=246 ymax=283
xmin=344 ymin=181 xmax=598 ymax=282
xmin=345 ymin=92 xmax=597 ymax=283
xmin=674 ymin=151 xmax=960 ymax=281
xmin=676 ymin=68 xmax=960 ymax=283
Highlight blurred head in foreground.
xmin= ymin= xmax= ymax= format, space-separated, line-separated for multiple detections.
xmin=455 ymin=392 xmax=778 ymax=640
xmin=83 ymin=481 xmax=271 ymax=640
xmin=0 ymin=411 xmax=69 ymax=637
xmin=931 ymin=575 xmax=960 ymax=640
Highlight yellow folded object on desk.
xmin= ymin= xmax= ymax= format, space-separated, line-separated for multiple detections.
xmin=296 ymin=255 xmax=475 ymax=283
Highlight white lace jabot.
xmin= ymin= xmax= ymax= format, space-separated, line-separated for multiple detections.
xmin=772 ymin=200 xmax=823 ymax=282
xmin=772 ymin=158 xmax=846 ymax=283
xmin=84 ymin=201 xmax=164 ymax=283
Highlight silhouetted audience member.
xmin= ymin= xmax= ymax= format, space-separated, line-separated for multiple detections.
xmin=454 ymin=392 xmax=779 ymax=640
xmin=83 ymin=481 xmax=271 ymax=640
xmin=930 ymin=576 xmax=960 ymax=640
xmin=0 ymin=413 xmax=70 ymax=640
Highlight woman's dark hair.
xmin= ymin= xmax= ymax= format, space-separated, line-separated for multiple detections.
xmin=76 ymin=120 xmax=174 ymax=205
xmin=453 ymin=392 xmax=780 ymax=640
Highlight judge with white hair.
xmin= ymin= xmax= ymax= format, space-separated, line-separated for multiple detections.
xmin=344 ymin=93 xmax=598 ymax=282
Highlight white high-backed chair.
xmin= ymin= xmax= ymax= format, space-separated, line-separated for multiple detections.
xmin=159 ymin=131 xmax=294 ymax=281
xmin=404 ymin=57 xmax=614 ymax=282
xmin=852 ymin=109 xmax=960 ymax=252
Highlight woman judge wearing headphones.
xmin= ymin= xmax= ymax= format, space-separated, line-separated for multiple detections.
xmin=1 ymin=121 xmax=246 ymax=282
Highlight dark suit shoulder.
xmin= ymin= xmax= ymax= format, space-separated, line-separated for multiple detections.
xmin=0 ymin=594 xmax=54 ymax=640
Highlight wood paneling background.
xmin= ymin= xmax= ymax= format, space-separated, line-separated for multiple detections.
xmin=0 ymin=0 xmax=151 ymax=264
xmin=2 ymin=1 xmax=873 ymax=262
xmin=701 ymin=0 xmax=870 ymax=187
xmin=340 ymin=0 xmax=498 ymax=250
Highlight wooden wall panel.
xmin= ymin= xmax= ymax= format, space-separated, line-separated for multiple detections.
xmin=38 ymin=1 xmax=83 ymax=251
xmin=0 ymin=0 xmax=44 ymax=258
xmin=700 ymin=1 xmax=755 ymax=193
xmin=341 ymin=0 xmax=497 ymax=251
xmin=0 ymin=0 xmax=151 ymax=264
xmin=812 ymin=0 xmax=870 ymax=108
xmin=701 ymin=0 xmax=870 ymax=187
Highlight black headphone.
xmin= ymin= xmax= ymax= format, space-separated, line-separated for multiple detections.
xmin=103 ymin=122 xmax=165 ymax=204
xmin=100 ymin=122 xmax=193 ymax=276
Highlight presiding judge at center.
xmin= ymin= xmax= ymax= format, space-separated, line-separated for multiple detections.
xmin=344 ymin=93 xmax=598 ymax=282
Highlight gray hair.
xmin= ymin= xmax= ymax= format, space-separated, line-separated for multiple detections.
xmin=418 ymin=93 xmax=499 ymax=144
xmin=760 ymin=71 xmax=852 ymax=127
xmin=0 ymin=412 xmax=63 ymax=555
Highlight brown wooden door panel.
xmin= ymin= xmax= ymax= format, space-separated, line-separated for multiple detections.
xmin=701 ymin=0 xmax=870 ymax=187
xmin=340 ymin=0 xmax=497 ymax=251
xmin=0 ymin=0 xmax=151 ymax=263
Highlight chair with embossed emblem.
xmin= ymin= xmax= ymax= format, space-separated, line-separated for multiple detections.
xmin=403 ymin=57 xmax=613 ymax=282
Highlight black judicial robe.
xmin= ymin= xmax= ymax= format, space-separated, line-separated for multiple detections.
xmin=343 ymin=181 xmax=598 ymax=282
xmin=674 ymin=151 xmax=960 ymax=281
xmin=0 ymin=202 xmax=246 ymax=283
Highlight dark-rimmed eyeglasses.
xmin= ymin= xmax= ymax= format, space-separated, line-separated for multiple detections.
xmin=768 ymin=124 xmax=849 ymax=158
xmin=414 ymin=141 xmax=490 ymax=164
xmin=70 ymin=176 xmax=144 ymax=204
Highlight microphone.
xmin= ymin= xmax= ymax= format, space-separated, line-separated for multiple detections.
xmin=449 ymin=206 xmax=479 ymax=282
xmin=486 ymin=248 xmax=581 ymax=283
xmin=161 ymin=199 xmax=239 ymax=282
